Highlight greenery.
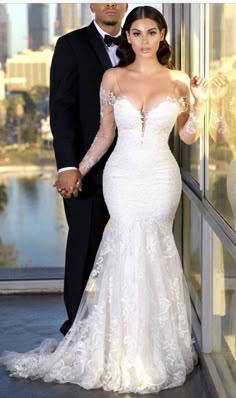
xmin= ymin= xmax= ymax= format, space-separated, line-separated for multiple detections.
xmin=0 ymin=184 xmax=7 ymax=211
xmin=0 ymin=238 xmax=18 ymax=267
xmin=0 ymin=125 xmax=9 ymax=144
xmin=0 ymin=146 xmax=55 ymax=166
xmin=0 ymin=86 xmax=49 ymax=147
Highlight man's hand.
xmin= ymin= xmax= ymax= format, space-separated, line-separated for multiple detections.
xmin=54 ymin=169 xmax=83 ymax=199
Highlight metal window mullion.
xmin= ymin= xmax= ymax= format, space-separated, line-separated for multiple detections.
xmin=201 ymin=216 xmax=213 ymax=353
xmin=200 ymin=3 xmax=213 ymax=354
xmin=200 ymin=3 xmax=209 ymax=194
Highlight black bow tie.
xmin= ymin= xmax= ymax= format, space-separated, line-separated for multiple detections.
xmin=104 ymin=34 xmax=122 ymax=47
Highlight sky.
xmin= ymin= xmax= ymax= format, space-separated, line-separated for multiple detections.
xmin=7 ymin=4 xmax=57 ymax=56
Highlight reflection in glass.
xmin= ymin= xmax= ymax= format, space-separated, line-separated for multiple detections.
xmin=207 ymin=3 xmax=236 ymax=231
xmin=181 ymin=4 xmax=202 ymax=183
xmin=183 ymin=193 xmax=202 ymax=318
xmin=212 ymin=233 xmax=236 ymax=398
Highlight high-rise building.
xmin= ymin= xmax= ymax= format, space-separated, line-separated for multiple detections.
xmin=80 ymin=4 xmax=93 ymax=27
xmin=0 ymin=68 xmax=5 ymax=100
xmin=0 ymin=5 xmax=10 ymax=67
xmin=54 ymin=4 xmax=80 ymax=37
xmin=28 ymin=4 xmax=49 ymax=51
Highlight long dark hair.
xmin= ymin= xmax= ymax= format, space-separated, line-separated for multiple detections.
xmin=117 ymin=6 xmax=174 ymax=69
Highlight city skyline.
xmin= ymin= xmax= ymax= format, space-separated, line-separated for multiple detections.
xmin=28 ymin=4 xmax=49 ymax=50
xmin=55 ymin=4 xmax=80 ymax=36
xmin=6 ymin=3 xmax=162 ymax=57
xmin=0 ymin=4 xmax=9 ymax=65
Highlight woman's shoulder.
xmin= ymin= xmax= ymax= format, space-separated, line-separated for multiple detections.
xmin=102 ymin=67 xmax=124 ymax=83
xmin=102 ymin=67 xmax=129 ymax=91
xmin=170 ymin=69 xmax=190 ymax=84
xmin=169 ymin=70 xmax=190 ymax=96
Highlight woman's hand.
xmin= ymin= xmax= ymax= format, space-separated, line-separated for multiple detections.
xmin=190 ymin=75 xmax=209 ymax=105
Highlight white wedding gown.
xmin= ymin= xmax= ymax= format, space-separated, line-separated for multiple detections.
xmin=0 ymin=85 xmax=197 ymax=393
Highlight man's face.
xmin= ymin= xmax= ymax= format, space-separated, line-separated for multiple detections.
xmin=90 ymin=3 xmax=128 ymax=27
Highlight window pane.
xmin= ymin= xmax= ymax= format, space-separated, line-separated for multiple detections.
xmin=181 ymin=4 xmax=202 ymax=183
xmin=212 ymin=233 xmax=236 ymax=398
xmin=183 ymin=193 xmax=202 ymax=318
xmin=206 ymin=3 xmax=236 ymax=231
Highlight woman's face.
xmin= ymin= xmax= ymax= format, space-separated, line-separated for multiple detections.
xmin=126 ymin=18 xmax=165 ymax=59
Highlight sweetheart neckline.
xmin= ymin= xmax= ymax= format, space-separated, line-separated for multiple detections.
xmin=114 ymin=95 xmax=181 ymax=116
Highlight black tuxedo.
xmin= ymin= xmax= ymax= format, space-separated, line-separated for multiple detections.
xmin=50 ymin=22 xmax=114 ymax=335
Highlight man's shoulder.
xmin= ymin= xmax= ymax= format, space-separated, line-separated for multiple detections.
xmin=58 ymin=23 xmax=92 ymax=44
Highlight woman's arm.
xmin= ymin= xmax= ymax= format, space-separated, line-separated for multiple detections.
xmin=50 ymin=36 xmax=78 ymax=169
xmin=78 ymin=69 xmax=117 ymax=179
xmin=177 ymin=74 xmax=208 ymax=145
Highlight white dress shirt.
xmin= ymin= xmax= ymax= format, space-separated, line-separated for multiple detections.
xmin=58 ymin=20 xmax=121 ymax=174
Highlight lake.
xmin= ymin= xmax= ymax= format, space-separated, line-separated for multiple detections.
xmin=0 ymin=171 xmax=68 ymax=269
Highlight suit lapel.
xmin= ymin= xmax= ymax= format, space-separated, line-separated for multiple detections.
xmin=87 ymin=22 xmax=113 ymax=71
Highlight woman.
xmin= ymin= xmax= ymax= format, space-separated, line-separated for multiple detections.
xmin=1 ymin=6 xmax=208 ymax=394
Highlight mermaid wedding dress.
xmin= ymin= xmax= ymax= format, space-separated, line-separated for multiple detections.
xmin=0 ymin=78 xmax=197 ymax=394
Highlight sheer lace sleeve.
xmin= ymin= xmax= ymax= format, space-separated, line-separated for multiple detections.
xmin=178 ymin=95 xmax=204 ymax=135
xmin=176 ymin=73 xmax=207 ymax=144
xmin=78 ymin=70 xmax=116 ymax=176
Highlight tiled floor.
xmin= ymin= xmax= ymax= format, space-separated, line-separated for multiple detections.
xmin=0 ymin=294 xmax=215 ymax=398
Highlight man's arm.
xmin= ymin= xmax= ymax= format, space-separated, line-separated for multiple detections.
xmin=50 ymin=35 xmax=82 ymax=196
xmin=50 ymin=36 xmax=78 ymax=170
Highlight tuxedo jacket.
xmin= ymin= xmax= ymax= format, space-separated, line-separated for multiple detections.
xmin=49 ymin=22 xmax=115 ymax=187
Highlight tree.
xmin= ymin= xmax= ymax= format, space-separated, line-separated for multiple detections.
xmin=0 ymin=184 xmax=7 ymax=211
xmin=0 ymin=100 xmax=7 ymax=127
xmin=0 ymin=238 xmax=18 ymax=267
xmin=5 ymin=95 xmax=25 ymax=124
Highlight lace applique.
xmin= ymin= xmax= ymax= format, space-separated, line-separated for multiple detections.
xmin=185 ymin=107 xmax=204 ymax=135
xmin=177 ymin=96 xmax=190 ymax=113
xmin=80 ymin=136 xmax=106 ymax=171
xmin=100 ymin=87 xmax=116 ymax=119
xmin=209 ymin=110 xmax=227 ymax=134
xmin=79 ymin=88 xmax=116 ymax=174
xmin=100 ymin=87 xmax=116 ymax=106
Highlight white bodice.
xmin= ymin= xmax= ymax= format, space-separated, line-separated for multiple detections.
xmin=114 ymin=96 xmax=180 ymax=139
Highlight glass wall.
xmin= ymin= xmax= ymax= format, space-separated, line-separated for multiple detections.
xmin=180 ymin=4 xmax=202 ymax=184
xmin=206 ymin=3 xmax=236 ymax=231
xmin=212 ymin=233 xmax=236 ymax=398
xmin=170 ymin=3 xmax=236 ymax=397
xmin=182 ymin=193 xmax=202 ymax=319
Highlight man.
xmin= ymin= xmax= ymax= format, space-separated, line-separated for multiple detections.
xmin=50 ymin=3 xmax=128 ymax=335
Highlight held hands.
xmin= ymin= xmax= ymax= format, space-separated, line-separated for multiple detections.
xmin=190 ymin=76 xmax=209 ymax=105
xmin=53 ymin=169 xmax=83 ymax=199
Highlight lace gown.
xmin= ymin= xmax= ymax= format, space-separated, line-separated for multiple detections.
xmin=0 ymin=78 xmax=197 ymax=393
